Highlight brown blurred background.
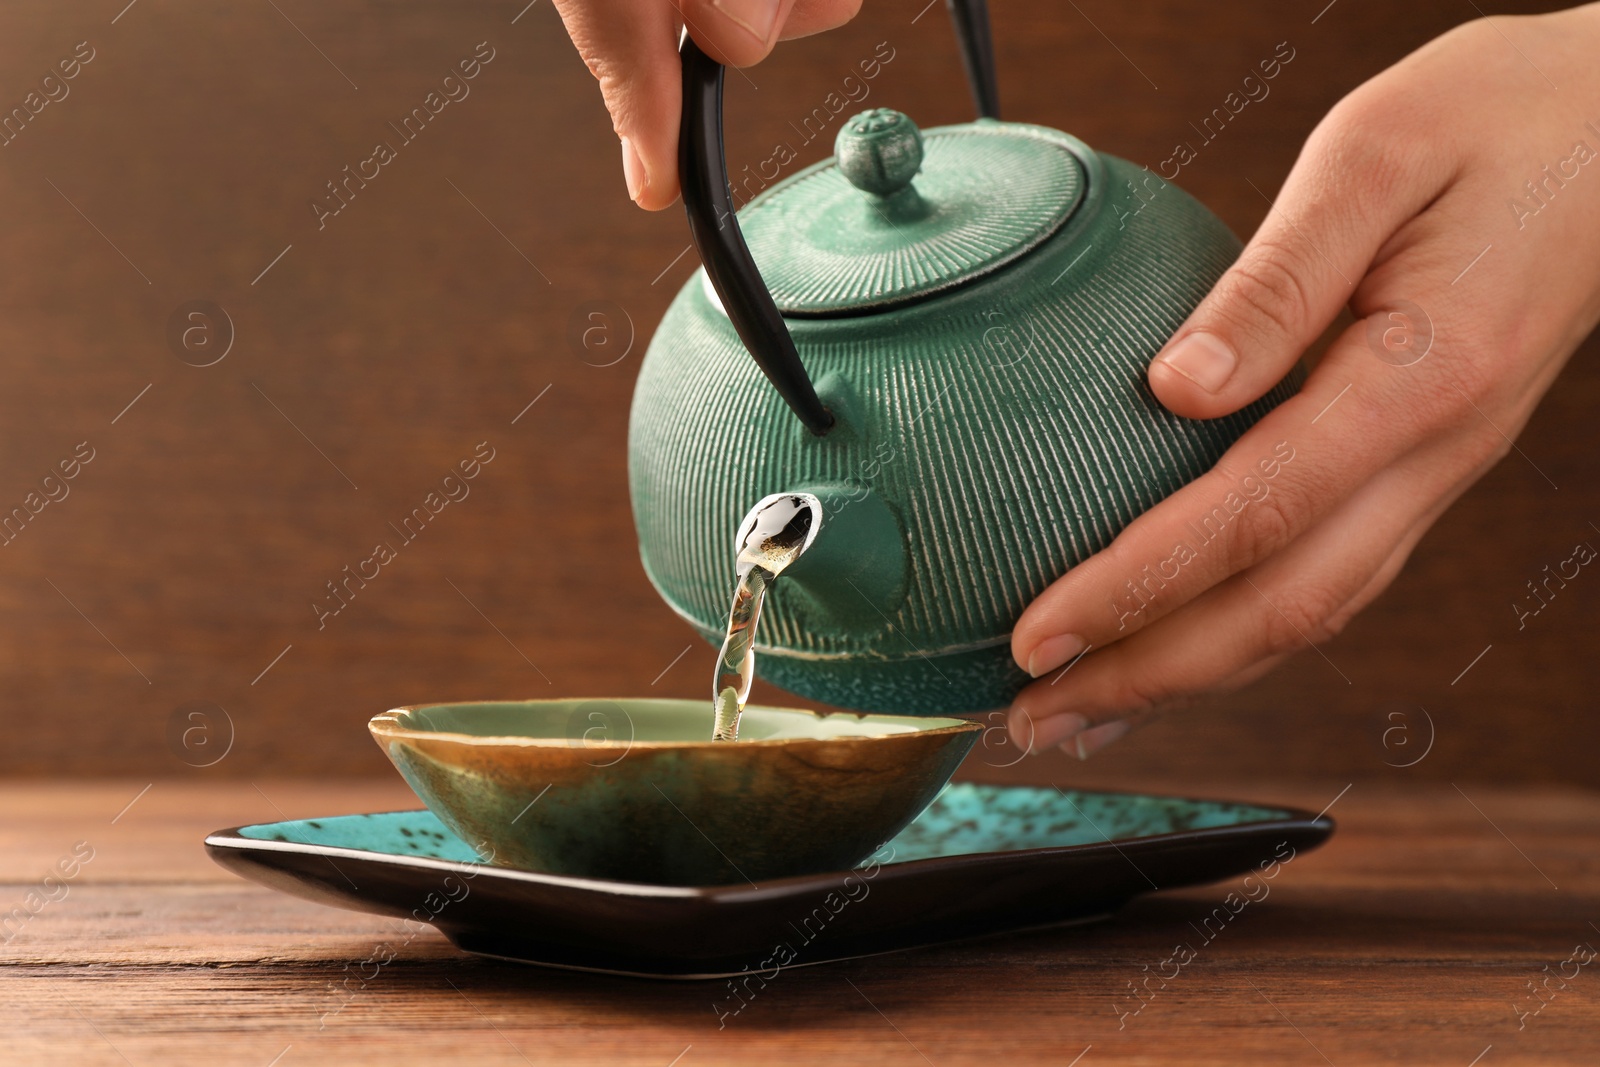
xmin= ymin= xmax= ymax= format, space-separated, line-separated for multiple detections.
xmin=0 ymin=0 xmax=1592 ymax=787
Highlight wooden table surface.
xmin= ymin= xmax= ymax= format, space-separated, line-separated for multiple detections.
xmin=4 ymin=777 xmax=1597 ymax=1065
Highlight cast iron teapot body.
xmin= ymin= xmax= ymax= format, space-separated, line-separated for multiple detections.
xmin=628 ymin=5 xmax=1298 ymax=714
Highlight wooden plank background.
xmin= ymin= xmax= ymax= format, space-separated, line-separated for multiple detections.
xmin=0 ymin=0 xmax=1594 ymax=783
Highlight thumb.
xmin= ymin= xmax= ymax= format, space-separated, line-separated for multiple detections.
xmin=1146 ymin=112 xmax=1443 ymax=419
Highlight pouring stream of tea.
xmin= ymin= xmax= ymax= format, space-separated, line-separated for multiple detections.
xmin=712 ymin=494 xmax=820 ymax=741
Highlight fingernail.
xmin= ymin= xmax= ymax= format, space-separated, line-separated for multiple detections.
xmin=1027 ymin=634 xmax=1087 ymax=678
xmin=1155 ymin=332 xmax=1237 ymax=394
xmin=1009 ymin=706 xmax=1090 ymax=754
xmin=712 ymin=0 xmax=782 ymax=44
xmin=1069 ymin=720 xmax=1132 ymax=760
xmin=621 ymin=136 xmax=648 ymax=203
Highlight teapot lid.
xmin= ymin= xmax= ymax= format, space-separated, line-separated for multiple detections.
xmin=737 ymin=108 xmax=1086 ymax=317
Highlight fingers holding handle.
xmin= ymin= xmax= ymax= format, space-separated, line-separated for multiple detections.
xmin=552 ymin=0 xmax=860 ymax=209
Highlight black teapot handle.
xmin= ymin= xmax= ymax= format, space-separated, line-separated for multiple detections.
xmin=946 ymin=0 xmax=1001 ymax=120
xmin=676 ymin=0 xmax=999 ymax=436
xmin=678 ymin=36 xmax=835 ymax=436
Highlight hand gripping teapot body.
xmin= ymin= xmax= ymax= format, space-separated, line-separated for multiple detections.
xmin=629 ymin=22 xmax=1299 ymax=716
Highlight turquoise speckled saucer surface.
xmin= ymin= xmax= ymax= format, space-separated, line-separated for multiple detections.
xmin=236 ymin=783 xmax=1287 ymax=864
xmin=209 ymin=782 xmax=1332 ymax=978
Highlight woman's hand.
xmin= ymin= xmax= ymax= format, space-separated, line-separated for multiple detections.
xmin=1008 ymin=6 xmax=1600 ymax=758
xmin=552 ymin=0 xmax=863 ymax=209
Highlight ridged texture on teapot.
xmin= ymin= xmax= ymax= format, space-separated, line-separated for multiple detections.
xmin=629 ymin=153 xmax=1300 ymax=713
xmin=738 ymin=123 xmax=1085 ymax=316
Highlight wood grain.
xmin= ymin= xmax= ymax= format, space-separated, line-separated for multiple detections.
xmin=4 ymin=778 xmax=1598 ymax=1065
xmin=0 ymin=0 xmax=1594 ymax=782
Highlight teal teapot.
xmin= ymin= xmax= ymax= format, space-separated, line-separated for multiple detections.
xmin=628 ymin=1 xmax=1298 ymax=715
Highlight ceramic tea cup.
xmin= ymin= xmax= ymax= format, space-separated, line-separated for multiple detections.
xmin=369 ymin=698 xmax=982 ymax=886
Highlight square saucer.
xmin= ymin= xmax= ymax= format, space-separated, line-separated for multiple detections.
xmin=205 ymin=782 xmax=1332 ymax=979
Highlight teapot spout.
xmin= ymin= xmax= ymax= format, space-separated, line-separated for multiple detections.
xmin=777 ymin=485 xmax=908 ymax=628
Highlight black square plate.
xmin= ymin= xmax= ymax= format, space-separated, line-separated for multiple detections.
xmin=205 ymin=782 xmax=1332 ymax=979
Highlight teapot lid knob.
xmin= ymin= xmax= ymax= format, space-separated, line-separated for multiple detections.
xmin=835 ymin=109 xmax=923 ymax=197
